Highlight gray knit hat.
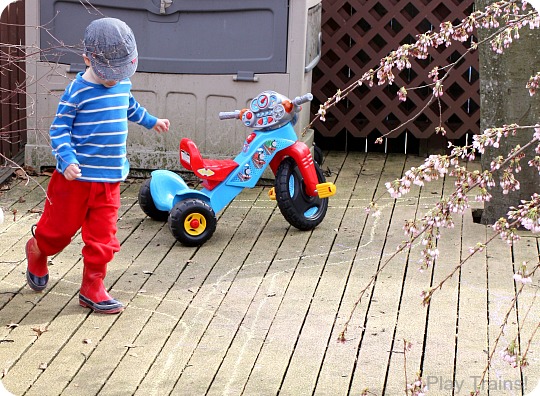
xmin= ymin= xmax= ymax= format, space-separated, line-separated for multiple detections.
xmin=83 ymin=18 xmax=138 ymax=81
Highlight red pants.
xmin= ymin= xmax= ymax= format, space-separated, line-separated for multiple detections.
xmin=35 ymin=171 xmax=121 ymax=267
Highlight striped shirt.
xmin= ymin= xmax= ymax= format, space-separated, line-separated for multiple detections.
xmin=50 ymin=72 xmax=157 ymax=182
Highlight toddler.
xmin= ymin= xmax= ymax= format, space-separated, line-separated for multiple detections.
xmin=26 ymin=18 xmax=170 ymax=314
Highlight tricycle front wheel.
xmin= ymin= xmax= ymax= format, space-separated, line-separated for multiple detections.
xmin=274 ymin=157 xmax=328 ymax=231
xmin=138 ymin=178 xmax=169 ymax=222
xmin=168 ymin=199 xmax=217 ymax=246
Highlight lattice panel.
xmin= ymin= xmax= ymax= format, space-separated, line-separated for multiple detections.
xmin=312 ymin=0 xmax=479 ymax=140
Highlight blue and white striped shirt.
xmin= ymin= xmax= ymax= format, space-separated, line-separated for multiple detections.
xmin=50 ymin=72 xmax=158 ymax=182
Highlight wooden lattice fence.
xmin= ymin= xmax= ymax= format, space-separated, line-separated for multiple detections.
xmin=311 ymin=0 xmax=479 ymax=152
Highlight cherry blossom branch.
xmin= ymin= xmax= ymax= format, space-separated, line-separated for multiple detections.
xmin=402 ymin=340 xmax=428 ymax=395
xmin=403 ymin=339 xmax=408 ymax=395
xmin=420 ymin=220 xmax=517 ymax=306
xmin=468 ymin=262 xmax=540 ymax=394
xmin=340 ymin=125 xmax=540 ymax=341
xmin=0 ymin=154 xmax=48 ymax=200
xmin=518 ymin=280 xmax=539 ymax=362
xmin=521 ymin=320 xmax=540 ymax=362
xmin=0 ymin=19 xmax=82 ymax=184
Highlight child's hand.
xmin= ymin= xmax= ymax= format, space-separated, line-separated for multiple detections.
xmin=154 ymin=119 xmax=170 ymax=133
xmin=64 ymin=163 xmax=82 ymax=181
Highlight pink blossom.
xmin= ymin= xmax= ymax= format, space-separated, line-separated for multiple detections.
xmin=398 ymin=86 xmax=408 ymax=102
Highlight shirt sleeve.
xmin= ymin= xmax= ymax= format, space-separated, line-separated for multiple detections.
xmin=127 ymin=92 xmax=158 ymax=129
xmin=49 ymin=83 xmax=79 ymax=173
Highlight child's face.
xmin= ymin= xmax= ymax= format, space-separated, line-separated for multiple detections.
xmin=82 ymin=55 xmax=119 ymax=87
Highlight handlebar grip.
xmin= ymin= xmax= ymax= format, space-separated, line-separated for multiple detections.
xmin=292 ymin=93 xmax=313 ymax=106
xmin=219 ymin=110 xmax=241 ymax=120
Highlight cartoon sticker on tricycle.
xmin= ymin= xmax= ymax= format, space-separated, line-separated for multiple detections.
xmin=252 ymin=147 xmax=266 ymax=169
xmin=138 ymin=90 xmax=337 ymax=246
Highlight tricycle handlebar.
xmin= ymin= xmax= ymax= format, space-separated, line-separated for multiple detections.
xmin=292 ymin=93 xmax=313 ymax=106
xmin=218 ymin=110 xmax=241 ymax=120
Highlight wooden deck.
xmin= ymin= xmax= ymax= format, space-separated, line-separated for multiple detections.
xmin=1 ymin=152 xmax=540 ymax=395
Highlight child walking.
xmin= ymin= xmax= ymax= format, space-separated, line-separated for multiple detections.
xmin=25 ymin=18 xmax=170 ymax=314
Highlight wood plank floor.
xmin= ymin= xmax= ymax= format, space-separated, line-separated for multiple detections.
xmin=1 ymin=152 xmax=539 ymax=395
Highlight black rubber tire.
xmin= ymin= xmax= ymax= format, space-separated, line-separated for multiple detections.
xmin=274 ymin=157 xmax=328 ymax=231
xmin=168 ymin=199 xmax=217 ymax=246
xmin=138 ymin=178 xmax=169 ymax=222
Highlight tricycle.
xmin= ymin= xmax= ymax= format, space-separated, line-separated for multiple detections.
xmin=138 ymin=90 xmax=337 ymax=246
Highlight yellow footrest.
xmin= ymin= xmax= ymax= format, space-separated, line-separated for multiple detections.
xmin=316 ymin=182 xmax=337 ymax=198
xmin=268 ymin=187 xmax=276 ymax=200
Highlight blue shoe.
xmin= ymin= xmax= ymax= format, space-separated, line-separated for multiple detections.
xmin=79 ymin=293 xmax=124 ymax=314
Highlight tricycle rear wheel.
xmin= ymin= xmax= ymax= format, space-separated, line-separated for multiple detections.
xmin=274 ymin=157 xmax=328 ymax=231
xmin=168 ymin=199 xmax=217 ymax=246
xmin=138 ymin=178 xmax=169 ymax=222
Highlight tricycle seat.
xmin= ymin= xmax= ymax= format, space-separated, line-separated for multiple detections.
xmin=179 ymin=138 xmax=238 ymax=190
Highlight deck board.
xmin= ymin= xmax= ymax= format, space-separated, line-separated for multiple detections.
xmin=421 ymin=173 xmax=463 ymax=395
xmin=454 ymin=212 xmax=490 ymax=394
xmin=280 ymin=152 xmax=366 ymax=393
xmin=512 ymin=234 xmax=540 ymax=394
xmin=348 ymin=154 xmax=414 ymax=395
xmin=1 ymin=153 xmax=540 ymax=395
xmin=384 ymin=158 xmax=445 ymax=395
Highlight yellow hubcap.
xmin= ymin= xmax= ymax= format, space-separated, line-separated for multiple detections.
xmin=184 ymin=213 xmax=206 ymax=236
